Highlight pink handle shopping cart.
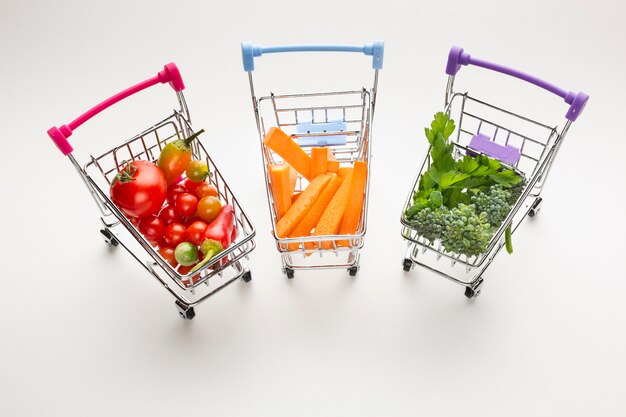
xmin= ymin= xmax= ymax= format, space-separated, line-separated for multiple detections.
xmin=47 ymin=63 xmax=256 ymax=319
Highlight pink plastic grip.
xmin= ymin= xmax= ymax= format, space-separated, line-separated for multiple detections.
xmin=48 ymin=62 xmax=185 ymax=155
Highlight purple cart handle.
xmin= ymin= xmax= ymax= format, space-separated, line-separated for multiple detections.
xmin=47 ymin=63 xmax=185 ymax=155
xmin=446 ymin=47 xmax=588 ymax=122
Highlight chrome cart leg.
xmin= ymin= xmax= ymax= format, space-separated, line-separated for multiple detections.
xmin=403 ymin=245 xmax=415 ymax=271
xmin=240 ymin=264 xmax=252 ymax=283
xmin=347 ymin=252 xmax=360 ymax=276
xmin=100 ymin=228 xmax=119 ymax=247
xmin=529 ymin=197 xmax=543 ymax=217
xmin=175 ymin=300 xmax=196 ymax=320
xmin=284 ymin=267 xmax=295 ymax=279
xmin=464 ymin=277 xmax=484 ymax=299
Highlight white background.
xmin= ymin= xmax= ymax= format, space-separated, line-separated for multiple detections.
xmin=1 ymin=0 xmax=625 ymax=416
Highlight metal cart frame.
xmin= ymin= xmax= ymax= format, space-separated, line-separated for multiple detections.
xmin=47 ymin=63 xmax=256 ymax=319
xmin=242 ymin=42 xmax=383 ymax=278
xmin=401 ymin=47 xmax=588 ymax=298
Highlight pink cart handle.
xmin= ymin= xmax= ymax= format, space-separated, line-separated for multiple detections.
xmin=48 ymin=62 xmax=185 ymax=155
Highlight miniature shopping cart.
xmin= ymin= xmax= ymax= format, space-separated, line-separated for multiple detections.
xmin=242 ymin=41 xmax=383 ymax=278
xmin=401 ymin=47 xmax=588 ymax=298
xmin=47 ymin=63 xmax=256 ymax=319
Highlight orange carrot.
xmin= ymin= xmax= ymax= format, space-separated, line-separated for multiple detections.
xmin=291 ymin=192 xmax=302 ymax=204
xmin=311 ymin=172 xmax=353 ymax=249
xmin=268 ymin=164 xmax=293 ymax=220
xmin=338 ymin=167 xmax=352 ymax=180
xmin=275 ymin=174 xmax=331 ymax=238
xmin=288 ymin=174 xmax=343 ymax=251
xmin=263 ymin=127 xmax=312 ymax=180
xmin=327 ymin=148 xmax=339 ymax=173
xmin=311 ymin=147 xmax=328 ymax=178
xmin=289 ymin=165 xmax=298 ymax=194
xmin=338 ymin=161 xmax=368 ymax=246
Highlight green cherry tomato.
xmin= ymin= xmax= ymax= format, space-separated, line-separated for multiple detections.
xmin=186 ymin=160 xmax=210 ymax=182
xmin=174 ymin=242 xmax=199 ymax=266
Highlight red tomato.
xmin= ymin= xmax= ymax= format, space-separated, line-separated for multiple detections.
xmin=138 ymin=215 xmax=165 ymax=242
xmin=163 ymin=223 xmax=187 ymax=247
xmin=196 ymin=183 xmax=219 ymax=199
xmin=174 ymin=193 xmax=198 ymax=217
xmin=197 ymin=196 xmax=222 ymax=223
xmin=178 ymin=264 xmax=200 ymax=286
xmin=166 ymin=184 xmax=187 ymax=205
xmin=110 ymin=160 xmax=167 ymax=218
xmin=158 ymin=205 xmax=181 ymax=226
xmin=158 ymin=246 xmax=178 ymax=267
xmin=184 ymin=178 xmax=203 ymax=194
xmin=186 ymin=221 xmax=209 ymax=245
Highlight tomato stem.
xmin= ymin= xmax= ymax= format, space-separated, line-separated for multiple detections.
xmin=183 ymin=128 xmax=205 ymax=147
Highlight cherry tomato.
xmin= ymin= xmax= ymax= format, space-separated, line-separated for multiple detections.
xmin=158 ymin=205 xmax=181 ymax=226
xmin=178 ymin=264 xmax=200 ymax=286
xmin=186 ymin=220 xmax=209 ymax=245
xmin=184 ymin=178 xmax=203 ymax=194
xmin=175 ymin=242 xmax=199 ymax=266
xmin=158 ymin=246 xmax=178 ymax=267
xmin=184 ymin=216 xmax=203 ymax=227
xmin=163 ymin=223 xmax=187 ymax=247
xmin=166 ymin=183 xmax=187 ymax=205
xmin=195 ymin=183 xmax=218 ymax=199
xmin=197 ymin=196 xmax=222 ymax=223
xmin=138 ymin=215 xmax=165 ymax=242
xmin=110 ymin=160 xmax=167 ymax=218
xmin=186 ymin=160 xmax=210 ymax=182
xmin=174 ymin=193 xmax=198 ymax=217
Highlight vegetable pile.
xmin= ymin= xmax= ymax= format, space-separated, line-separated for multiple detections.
xmin=264 ymin=127 xmax=367 ymax=251
xmin=109 ymin=129 xmax=236 ymax=284
xmin=404 ymin=113 xmax=525 ymax=257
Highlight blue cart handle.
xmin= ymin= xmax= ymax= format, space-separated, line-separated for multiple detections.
xmin=241 ymin=41 xmax=384 ymax=72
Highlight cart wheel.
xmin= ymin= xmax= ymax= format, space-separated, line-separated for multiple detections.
xmin=464 ymin=277 xmax=484 ymax=299
xmin=100 ymin=228 xmax=119 ymax=247
xmin=348 ymin=265 xmax=359 ymax=277
xmin=241 ymin=270 xmax=252 ymax=283
xmin=175 ymin=301 xmax=196 ymax=320
xmin=529 ymin=197 xmax=543 ymax=218
xmin=402 ymin=258 xmax=413 ymax=272
xmin=284 ymin=268 xmax=295 ymax=279
xmin=464 ymin=287 xmax=476 ymax=299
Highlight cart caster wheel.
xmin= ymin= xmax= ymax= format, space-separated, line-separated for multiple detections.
xmin=241 ymin=271 xmax=252 ymax=283
xmin=284 ymin=268 xmax=295 ymax=279
xmin=464 ymin=277 xmax=484 ymax=299
xmin=529 ymin=197 xmax=543 ymax=218
xmin=402 ymin=258 xmax=413 ymax=271
xmin=348 ymin=266 xmax=359 ymax=276
xmin=100 ymin=228 xmax=119 ymax=247
xmin=175 ymin=301 xmax=195 ymax=320
xmin=464 ymin=287 xmax=476 ymax=299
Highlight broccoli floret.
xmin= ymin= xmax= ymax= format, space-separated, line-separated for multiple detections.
xmin=506 ymin=179 xmax=526 ymax=205
xmin=407 ymin=207 xmax=446 ymax=244
xmin=471 ymin=185 xmax=512 ymax=228
xmin=440 ymin=204 xmax=492 ymax=257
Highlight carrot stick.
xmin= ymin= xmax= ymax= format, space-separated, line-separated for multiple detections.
xmin=276 ymin=174 xmax=331 ymax=238
xmin=263 ymin=127 xmax=312 ymax=180
xmin=337 ymin=160 xmax=368 ymax=246
xmin=289 ymin=165 xmax=298 ymax=194
xmin=327 ymin=148 xmax=339 ymax=173
xmin=291 ymin=192 xmax=302 ymax=204
xmin=287 ymin=174 xmax=343 ymax=251
xmin=268 ymin=164 xmax=292 ymax=220
xmin=311 ymin=172 xmax=353 ymax=249
xmin=338 ymin=167 xmax=352 ymax=180
xmin=311 ymin=147 xmax=328 ymax=178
